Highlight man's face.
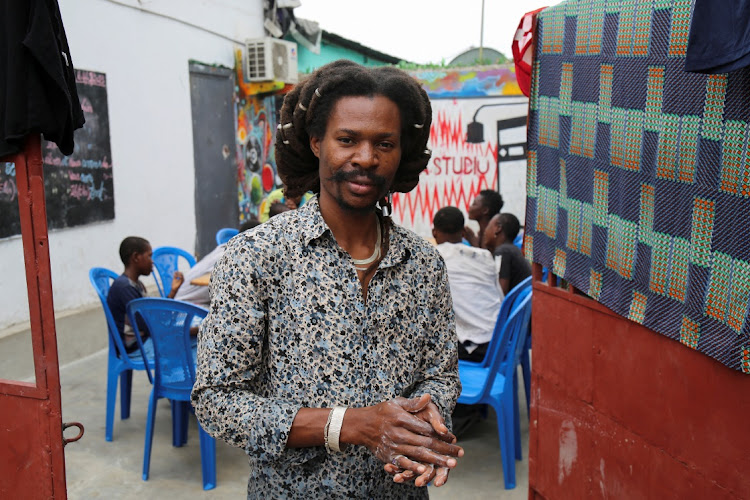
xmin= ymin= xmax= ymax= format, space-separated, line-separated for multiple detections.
xmin=467 ymin=195 xmax=486 ymax=221
xmin=483 ymin=214 xmax=502 ymax=250
xmin=133 ymin=245 xmax=153 ymax=276
xmin=311 ymin=95 xmax=402 ymax=214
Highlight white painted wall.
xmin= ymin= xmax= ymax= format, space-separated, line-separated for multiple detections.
xmin=393 ymin=97 xmax=529 ymax=238
xmin=0 ymin=0 xmax=263 ymax=330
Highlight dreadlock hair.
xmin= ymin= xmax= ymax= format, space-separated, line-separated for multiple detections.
xmin=275 ymin=59 xmax=433 ymax=200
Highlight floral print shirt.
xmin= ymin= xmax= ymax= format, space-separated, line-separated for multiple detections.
xmin=192 ymin=196 xmax=460 ymax=499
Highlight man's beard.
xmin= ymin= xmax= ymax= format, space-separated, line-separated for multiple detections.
xmin=327 ymin=168 xmax=388 ymax=214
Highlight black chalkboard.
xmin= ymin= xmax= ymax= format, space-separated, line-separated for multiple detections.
xmin=0 ymin=69 xmax=114 ymax=238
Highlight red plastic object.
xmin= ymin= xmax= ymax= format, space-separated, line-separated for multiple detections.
xmin=512 ymin=7 xmax=546 ymax=97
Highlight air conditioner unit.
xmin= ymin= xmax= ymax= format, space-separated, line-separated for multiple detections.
xmin=245 ymin=38 xmax=299 ymax=84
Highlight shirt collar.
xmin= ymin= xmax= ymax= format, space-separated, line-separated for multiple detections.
xmin=298 ymin=195 xmax=410 ymax=268
xmin=298 ymin=195 xmax=330 ymax=246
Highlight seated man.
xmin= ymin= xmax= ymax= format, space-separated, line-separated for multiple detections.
xmin=107 ymin=236 xmax=183 ymax=358
xmin=433 ymin=206 xmax=503 ymax=363
xmin=174 ymin=219 xmax=261 ymax=308
xmin=484 ymin=212 xmax=532 ymax=295
xmin=463 ymin=189 xmax=503 ymax=248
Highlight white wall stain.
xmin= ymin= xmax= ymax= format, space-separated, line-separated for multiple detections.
xmin=557 ymin=420 xmax=578 ymax=484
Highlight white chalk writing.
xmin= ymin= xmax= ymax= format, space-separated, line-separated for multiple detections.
xmin=69 ymin=183 xmax=90 ymax=200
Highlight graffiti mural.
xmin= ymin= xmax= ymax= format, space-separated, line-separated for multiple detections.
xmin=234 ymin=50 xmax=290 ymax=221
xmin=409 ymin=66 xmax=523 ymax=99
xmin=236 ymin=94 xmax=283 ymax=221
xmin=392 ymin=98 xmax=528 ymax=238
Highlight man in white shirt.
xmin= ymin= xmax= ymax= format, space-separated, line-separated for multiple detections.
xmin=433 ymin=206 xmax=504 ymax=362
xmin=174 ymin=219 xmax=261 ymax=307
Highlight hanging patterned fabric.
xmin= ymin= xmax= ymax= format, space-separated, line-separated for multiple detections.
xmin=525 ymin=0 xmax=750 ymax=374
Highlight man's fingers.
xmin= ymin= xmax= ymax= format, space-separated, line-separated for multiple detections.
xmin=414 ymin=464 xmax=436 ymax=487
xmin=399 ymin=430 xmax=464 ymax=459
xmin=388 ymin=468 xmax=417 ymax=484
xmin=398 ymin=443 xmax=461 ymax=469
xmin=420 ymin=402 xmax=455 ymax=440
xmin=398 ymin=412 xmax=445 ymax=439
xmin=400 ymin=470 xmax=416 ymax=480
xmin=391 ymin=454 xmax=426 ymax=477
xmin=433 ymin=467 xmax=450 ymax=487
xmin=396 ymin=393 xmax=431 ymax=413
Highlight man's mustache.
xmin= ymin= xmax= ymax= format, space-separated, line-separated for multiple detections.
xmin=327 ymin=169 xmax=387 ymax=190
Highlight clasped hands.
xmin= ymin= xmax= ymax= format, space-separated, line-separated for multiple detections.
xmin=354 ymin=393 xmax=463 ymax=488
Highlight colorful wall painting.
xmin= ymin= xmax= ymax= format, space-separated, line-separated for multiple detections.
xmin=392 ymin=97 xmax=528 ymax=238
xmin=231 ymin=53 xmax=528 ymax=228
xmin=409 ymin=65 xmax=524 ymax=99
xmin=234 ymin=50 xmax=291 ymax=221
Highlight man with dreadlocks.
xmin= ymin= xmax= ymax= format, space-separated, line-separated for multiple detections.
xmin=193 ymin=60 xmax=463 ymax=498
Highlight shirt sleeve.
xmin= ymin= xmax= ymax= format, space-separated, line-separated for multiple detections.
xmin=191 ymin=236 xmax=315 ymax=464
xmin=498 ymin=246 xmax=514 ymax=281
xmin=409 ymin=257 xmax=461 ymax=429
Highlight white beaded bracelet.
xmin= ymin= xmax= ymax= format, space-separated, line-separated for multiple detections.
xmin=324 ymin=407 xmax=348 ymax=453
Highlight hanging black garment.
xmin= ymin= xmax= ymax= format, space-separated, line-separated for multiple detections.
xmin=0 ymin=0 xmax=84 ymax=157
xmin=685 ymin=0 xmax=750 ymax=74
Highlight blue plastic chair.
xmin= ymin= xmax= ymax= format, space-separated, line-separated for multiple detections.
xmin=460 ymin=276 xmax=533 ymax=418
xmin=509 ymin=230 xmax=535 ymax=411
xmin=460 ymin=276 xmax=532 ymax=370
xmin=151 ymin=246 xmax=196 ymax=298
xmin=215 ymin=227 xmax=239 ymax=246
xmin=126 ymin=298 xmax=216 ymax=490
xmin=457 ymin=287 xmax=532 ymax=489
xmin=89 ymin=267 xmax=155 ymax=442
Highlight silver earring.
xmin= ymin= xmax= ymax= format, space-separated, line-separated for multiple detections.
xmin=380 ymin=192 xmax=393 ymax=217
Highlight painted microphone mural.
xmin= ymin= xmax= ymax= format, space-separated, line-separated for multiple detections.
xmin=392 ymin=96 xmax=529 ymax=238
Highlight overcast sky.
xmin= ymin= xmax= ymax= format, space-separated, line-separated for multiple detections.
xmin=294 ymin=0 xmax=553 ymax=64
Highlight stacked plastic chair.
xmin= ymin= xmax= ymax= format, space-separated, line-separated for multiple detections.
xmin=126 ymin=297 xmax=216 ymax=490
xmin=89 ymin=267 xmax=155 ymax=442
xmin=457 ymin=286 xmax=533 ymax=489
xmin=151 ymin=246 xmax=196 ymax=297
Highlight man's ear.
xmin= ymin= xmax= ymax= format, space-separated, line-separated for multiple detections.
xmin=127 ymin=252 xmax=138 ymax=267
xmin=310 ymin=136 xmax=321 ymax=158
xmin=432 ymin=228 xmax=438 ymax=239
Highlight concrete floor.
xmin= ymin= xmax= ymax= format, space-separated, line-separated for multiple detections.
xmin=5 ymin=306 xmax=530 ymax=499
